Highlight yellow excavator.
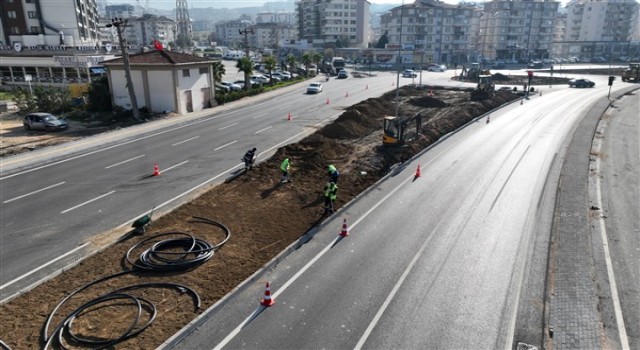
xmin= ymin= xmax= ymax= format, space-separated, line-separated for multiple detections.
xmin=470 ymin=73 xmax=495 ymax=100
xmin=383 ymin=113 xmax=423 ymax=145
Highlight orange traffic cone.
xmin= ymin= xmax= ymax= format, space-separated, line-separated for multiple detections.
xmin=326 ymin=98 xmax=330 ymax=105
xmin=366 ymin=84 xmax=368 ymax=90
xmin=153 ymin=163 xmax=160 ymax=176
xmin=287 ymin=112 xmax=292 ymax=121
xmin=339 ymin=218 xmax=349 ymax=237
xmin=486 ymin=115 xmax=491 ymax=124
xmin=428 ymin=90 xmax=434 ymax=96
xmin=345 ymin=91 xmax=349 ymax=97
xmin=261 ymin=282 xmax=275 ymax=306
xmin=415 ymin=164 xmax=421 ymax=178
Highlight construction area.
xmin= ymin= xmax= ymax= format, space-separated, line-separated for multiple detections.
xmin=1 ymin=80 xmax=555 ymax=349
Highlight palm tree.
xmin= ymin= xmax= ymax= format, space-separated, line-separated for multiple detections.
xmin=286 ymin=54 xmax=297 ymax=78
xmin=211 ymin=61 xmax=225 ymax=84
xmin=236 ymin=57 xmax=254 ymax=90
xmin=263 ymin=55 xmax=277 ymax=85
xmin=301 ymin=52 xmax=313 ymax=77
xmin=312 ymin=51 xmax=323 ymax=68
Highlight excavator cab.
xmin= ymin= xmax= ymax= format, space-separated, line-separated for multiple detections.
xmin=383 ymin=114 xmax=423 ymax=146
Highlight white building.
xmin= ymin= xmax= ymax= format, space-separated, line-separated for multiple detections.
xmin=296 ymin=0 xmax=371 ymax=48
xmin=251 ymin=23 xmax=298 ymax=52
xmin=1 ymin=0 xmax=100 ymax=47
xmin=124 ymin=14 xmax=176 ymax=47
xmin=380 ymin=0 xmax=480 ymax=64
xmin=214 ymin=20 xmax=253 ymax=48
xmin=256 ymin=11 xmax=297 ymax=25
xmin=562 ymin=0 xmax=639 ymax=60
xmin=101 ymin=50 xmax=218 ymax=115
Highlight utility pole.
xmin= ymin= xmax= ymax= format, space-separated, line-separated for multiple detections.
xmin=239 ymin=27 xmax=254 ymax=60
xmin=106 ymin=18 xmax=140 ymax=121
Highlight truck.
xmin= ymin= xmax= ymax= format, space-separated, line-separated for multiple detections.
xmin=621 ymin=63 xmax=640 ymax=82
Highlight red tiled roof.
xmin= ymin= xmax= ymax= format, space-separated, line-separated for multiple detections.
xmin=102 ymin=50 xmax=215 ymax=65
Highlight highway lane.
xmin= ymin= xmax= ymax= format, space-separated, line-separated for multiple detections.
xmin=0 ymin=70 xmax=426 ymax=300
xmin=596 ymin=92 xmax=640 ymax=349
xmin=167 ymin=79 xmax=635 ymax=349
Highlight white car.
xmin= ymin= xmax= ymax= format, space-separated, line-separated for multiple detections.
xmin=251 ymin=75 xmax=270 ymax=84
xmin=427 ymin=65 xmax=447 ymax=72
xmin=402 ymin=69 xmax=417 ymax=78
xmin=307 ymin=82 xmax=323 ymax=94
xmin=220 ymin=81 xmax=241 ymax=91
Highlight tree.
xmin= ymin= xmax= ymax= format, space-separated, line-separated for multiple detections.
xmin=312 ymin=51 xmax=323 ymax=67
xmin=263 ymin=55 xmax=277 ymax=85
xmin=375 ymin=31 xmax=389 ymax=49
xmin=236 ymin=57 xmax=254 ymax=90
xmin=211 ymin=61 xmax=226 ymax=83
xmin=286 ymin=54 xmax=297 ymax=77
xmin=323 ymin=48 xmax=334 ymax=62
xmin=301 ymin=52 xmax=313 ymax=77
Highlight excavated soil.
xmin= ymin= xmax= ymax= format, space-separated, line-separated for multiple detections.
xmin=0 ymin=86 xmax=519 ymax=349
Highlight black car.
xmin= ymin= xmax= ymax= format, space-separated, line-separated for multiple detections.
xmin=23 ymin=113 xmax=68 ymax=131
xmin=568 ymin=79 xmax=595 ymax=88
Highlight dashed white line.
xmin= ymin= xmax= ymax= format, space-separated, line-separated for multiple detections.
xmin=215 ymin=140 xmax=237 ymax=151
xmin=61 ymin=190 xmax=115 ymax=214
xmin=105 ymin=154 xmax=146 ymax=169
xmin=255 ymin=126 xmax=272 ymax=134
xmin=3 ymin=181 xmax=66 ymax=203
xmin=252 ymin=113 xmax=268 ymax=119
xmin=219 ymin=122 xmax=239 ymax=130
xmin=162 ymin=160 xmax=189 ymax=173
xmin=172 ymin=136 xmax=200 ymax=146
xmin=0 ymin=242 xmax=89 ymax=291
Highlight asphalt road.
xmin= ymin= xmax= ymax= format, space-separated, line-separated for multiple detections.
xmin=0 ymin=69 xmax=432 ymax=300
xmin=163 ymin=77 xmax=637 ymax=349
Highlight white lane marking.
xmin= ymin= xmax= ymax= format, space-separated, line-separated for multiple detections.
xmin=105 ymin=154 xmax=146 ymax=169
xmin=212 ymin=305 xmax=271 ymax=350
xmin=162 ymin=160 xmax=189 ymax=173
xmin=252 ymin=113 xmax=268 ymax=119
xmin=0 ymin=242 xmax=89 ymax=291
xmin=219 ymin=123 xmax=239 ymax=130
xmin=0 ymin=113 xmax=231 ymax=181
xmin=3 ymin=181 xmax=66 ymax=203
xmin=61 ymin=191 xmax=115 ymax=214
xmin=215 ymin=140 xmax=237 ymax=151
xmin=255 ymin=126 xmax=272 ymax=134
xmin=172 ymin=136 xmax=200 ymax=146
xmin=593 ymin=120 xmax=630 ymax=349
xmin=214 ymin=165 xmax=416 ymax=350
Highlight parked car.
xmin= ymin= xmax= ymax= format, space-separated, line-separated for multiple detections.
xmin=23 ymin=112 xmax=68 ymax=131
xmin=568 ymin=78 xmax=595 ymax=88
xmin=271 ymin=72 xmax=290 ymax=81
xmin=220 ymin=81 xmax=242 ymax=91
xmin=402 ymin=69 xmax=418 ymax=78
xmin=215 ymin=83 xmax=231 ymax=93
xmin=337 ymin=70 xmax=348 ymax=79
xmin=307 ymin=82 xmax=323 ymax=94
xmin=251 ymin=75 xmax=270 ymax=84
xmin=233 ymin=79 xmax=261 ymax=89
xmin=427 ymin=65 xmax=447 ymax=72
xmin=527 ymin=61 xmax=544 ymax=69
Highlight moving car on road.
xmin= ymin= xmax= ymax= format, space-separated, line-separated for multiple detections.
xmin=337 ymin=70 xmax=348 ymax=79
xmin=568 ymin=79 xmax=595 ymax=88
xmin=402 ymin=69 xmax=418 ymax=78
xmin=427 ymin=65 xmax=447 ymax=72
xmin=23 ymin=113 xmax=68 ymax=131
xmin=307 ymin=82 xmax=323 ymax=94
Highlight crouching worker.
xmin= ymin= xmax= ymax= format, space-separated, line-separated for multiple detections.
xmin=243 ymin=147 xmax=257 ymax=171
xmin=323 ymin=181 xmax=338 ymax=215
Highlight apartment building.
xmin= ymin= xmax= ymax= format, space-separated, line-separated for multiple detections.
xmin=0 ymin=0 xmax=100 ymax=47
xmin=562 ymin=0 xmax=639 ymax=60
xmin=380 ymin=0 xmax=479 ymax=64
xmin=105 ymin=4 xmax=136 ymax=20
xmin=124 ymin=14 xmax=176 ymax=47
xmin=296 ymin=0 xmax=371 ymax=48
xmin=214 ymin=19 xmax=253 ymax=48
xmin=256 ymin=11 xmax=297 ymax=25
xmin=250 ymin=22 xmax=298 ymax=51
xmin=480 ymin=0 xmax=559 ymax=62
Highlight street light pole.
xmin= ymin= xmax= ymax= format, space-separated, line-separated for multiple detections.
xmin=395 ymin=0 xmax=405 ymax=119
xmin=106 ymin=18 xmax=141 ymax=121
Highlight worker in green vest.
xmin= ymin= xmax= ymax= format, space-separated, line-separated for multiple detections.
xmin=327 ymin=164 xmax=339 ymax=184
xmin=280 ymin=158 xmax=291 ymax=183
xmin=323 ymin=181 xmax=338 ymax=214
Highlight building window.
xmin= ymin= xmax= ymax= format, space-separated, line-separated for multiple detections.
xmin=182 ymin=69 xmax=190 ymax=77
xmin=30 ymin=26 xmax=40 ymax=33
xmin=8 ymin=11 xmax=17 ymax=18
xmin=28 ymin=11 xmax=37 ymax=18
xmin=199 ymin=67 xmax=208 ymax=74
xmin=10 ymin=26 xmax=20 ymax=34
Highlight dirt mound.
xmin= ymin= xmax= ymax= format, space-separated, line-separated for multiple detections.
xmin=492 ymin=72 xmax=511 ymax=81
xmin=408 ymin=96 xmax=448 ymax=108
xmin=0 ymin=85 xmax=520 ymax=350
